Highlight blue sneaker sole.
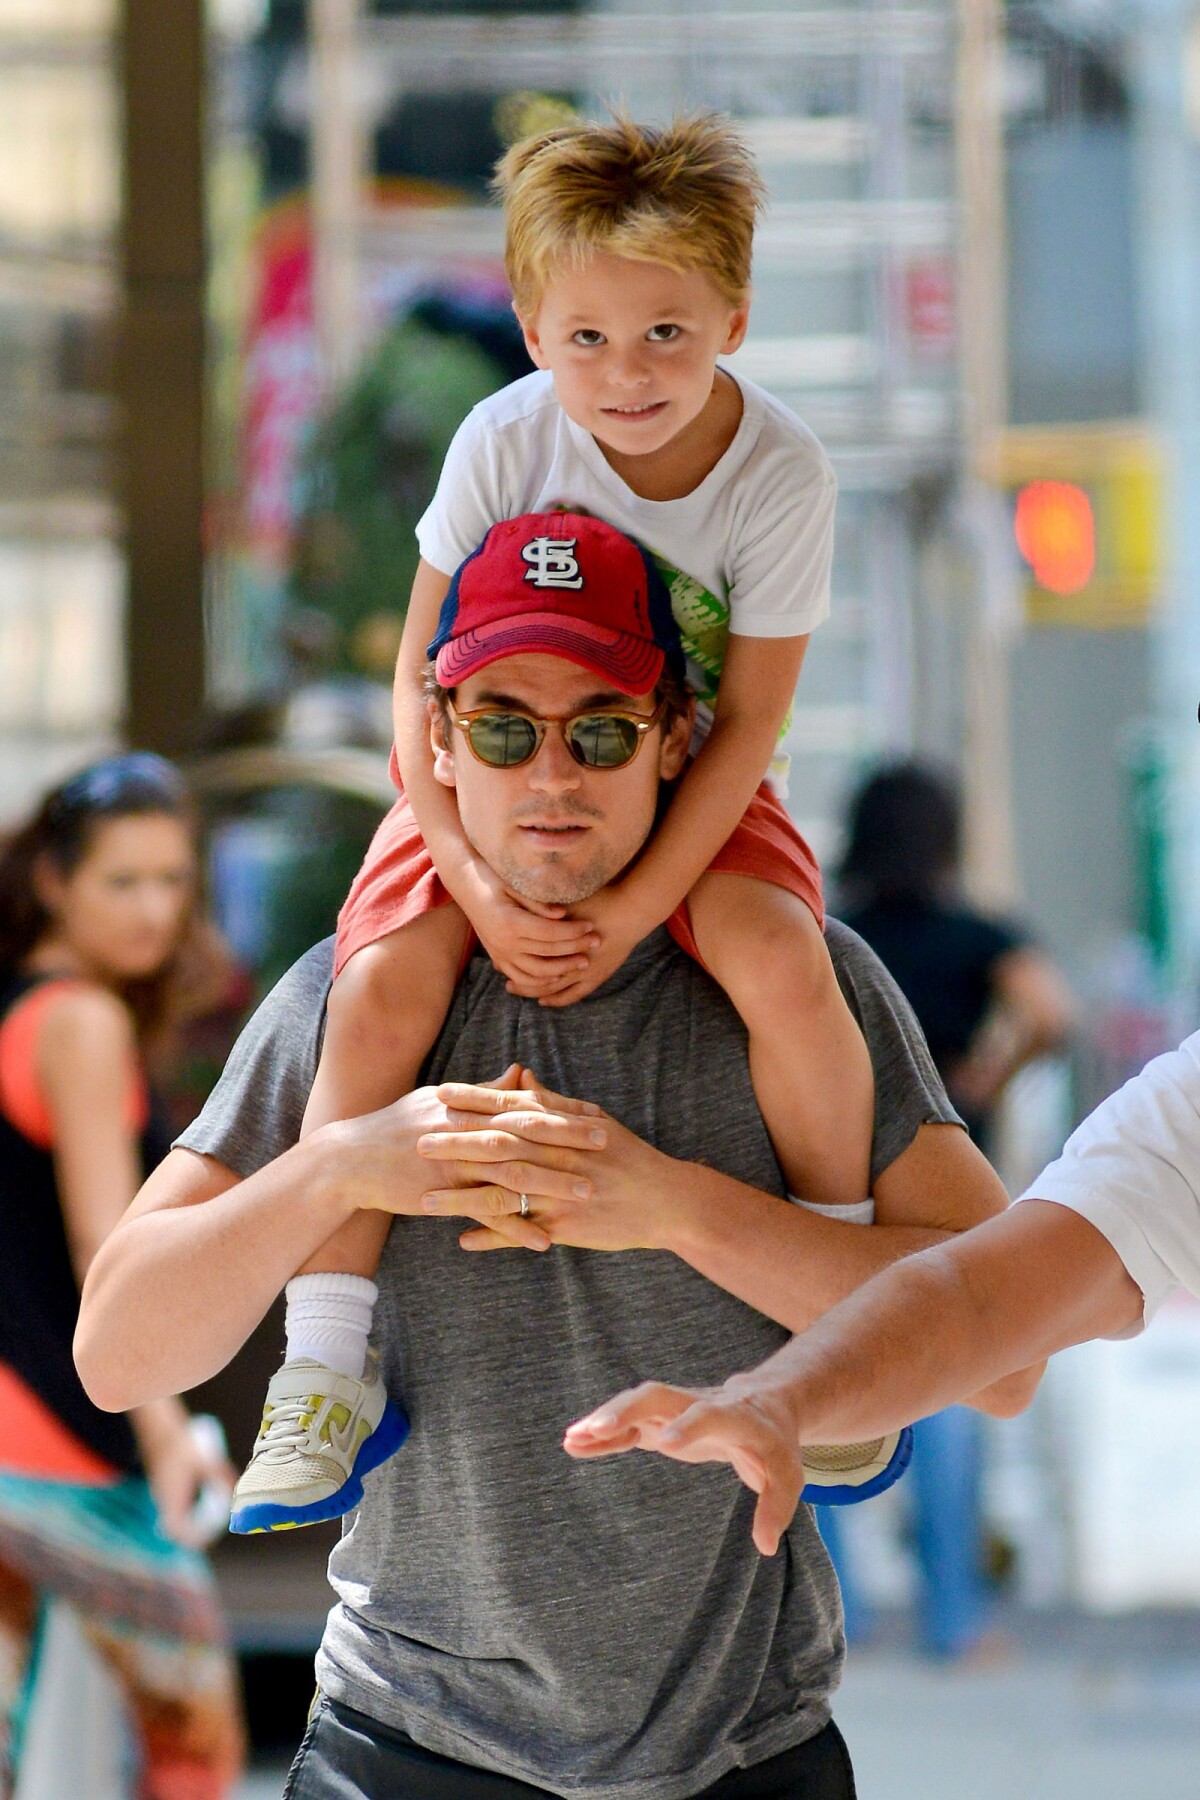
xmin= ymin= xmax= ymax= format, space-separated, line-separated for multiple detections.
xmin=801 ymin=1424 xmax=914 ymax=1506
xmin=229 ymin=1399 xmax=410 ymax=1535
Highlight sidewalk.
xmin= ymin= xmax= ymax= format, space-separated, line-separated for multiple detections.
xmin=235 ymin=1611 xmax=1200 ymax=1800
xmin=838 ymin=1632 xmax=1200 ymax=1800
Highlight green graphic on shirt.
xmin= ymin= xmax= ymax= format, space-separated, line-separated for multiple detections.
xmin=650 ymin=553 xmax=792 ymax=750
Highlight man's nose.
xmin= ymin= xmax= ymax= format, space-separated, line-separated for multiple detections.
xmin=527 ymin=725 xmax=582 ymax=792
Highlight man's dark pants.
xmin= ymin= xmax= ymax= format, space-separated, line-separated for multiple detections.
xmin=284 ymin=1698 xmax=857 ymax=1800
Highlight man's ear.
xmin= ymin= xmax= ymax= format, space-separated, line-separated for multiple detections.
xmin=657 ymin=700 xmax=694 ymax=782
xmin=428 ymin=698 xmax=458 ymax=790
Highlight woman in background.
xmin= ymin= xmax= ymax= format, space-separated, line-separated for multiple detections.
xmin=828 ymin=760 xmax=1074 ymax=1659
xmin=839 ymin=763 xmax=1073 ymax=1153
xmin=0 ymin=753 xmax=244 ymax=1799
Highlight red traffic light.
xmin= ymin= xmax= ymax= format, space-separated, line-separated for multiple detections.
xmin=1013 ymin=480 xmax=1096 ymax=595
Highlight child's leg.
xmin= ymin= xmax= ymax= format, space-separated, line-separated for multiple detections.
xmin=229 ymin=903 xmax=467 ymax=1535
xmin=282 ymin=903 xmax=470 ymax=1375
xmin=688 ymin=874 xmax=873 ymax=1205
xmin=294 ymin=904 xmax=470 ymax=1276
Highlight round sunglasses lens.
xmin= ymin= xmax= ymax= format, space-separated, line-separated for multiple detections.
xmin=567 ymin=715 xmax=641 ymax=767
xmin=468 ymin=714 xmax=539 ymax=766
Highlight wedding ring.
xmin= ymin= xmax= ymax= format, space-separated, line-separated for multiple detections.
xmin=519 ymin=1193 xmax=530 ymax=1218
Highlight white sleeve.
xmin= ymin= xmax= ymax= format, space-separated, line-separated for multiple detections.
xmin=1016 ymin=1043 xmax=1200 ymax=1328
xmin=726 ymin=453 xmax=837 ymax=639
xmin=416 ymin=408 xmax=509 ymax=575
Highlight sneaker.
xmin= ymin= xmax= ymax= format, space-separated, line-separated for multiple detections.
xmin=800 ymin=1426 xmax=913 ymax=1506
xmin=228 ymin=1351 xmax=409 ymax=1535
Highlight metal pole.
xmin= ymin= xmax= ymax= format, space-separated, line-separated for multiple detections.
xmin=310 ymin=0 xmax=366 ymax=393
xmin=119 ymin=0 xmax=207 ymax=755
xmin=1131 ymin=0 xmax=1200 ymax=1005
xmin=954 ymin=0 xmax=1020 ymax=909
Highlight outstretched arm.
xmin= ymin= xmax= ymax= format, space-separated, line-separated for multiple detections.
xmin=563 ymin=1200 xmax=1142 ymax=1552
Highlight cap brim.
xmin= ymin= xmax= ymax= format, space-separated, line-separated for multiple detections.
xmin=434 ymin=613 xmax=664 ymax=697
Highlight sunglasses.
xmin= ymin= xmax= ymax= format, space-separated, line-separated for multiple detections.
xmin=49 ymin=752 xmax=188 ymax=820
xmin=447 ymin=700 xmax=667 ymax=770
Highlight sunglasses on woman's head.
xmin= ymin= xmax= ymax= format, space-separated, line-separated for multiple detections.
xmin=50 ymin=752 xmax=188 ymax=818
xmin=447 ymin=700 xmax=667 ymax=770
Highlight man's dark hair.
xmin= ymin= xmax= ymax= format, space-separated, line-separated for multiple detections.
xmin=838 ymin=760 xmax=961 ymax=907
xmin=423 ymin=661 xmax=694 ymax=737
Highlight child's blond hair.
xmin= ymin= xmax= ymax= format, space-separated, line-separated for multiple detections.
xmin=493 ymin=112 xmax=766 ymax=317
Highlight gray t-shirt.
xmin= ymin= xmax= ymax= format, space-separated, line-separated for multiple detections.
xmin=179 ymin=922 xmax=958 ymax=1800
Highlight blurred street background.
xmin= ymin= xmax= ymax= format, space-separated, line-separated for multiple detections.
xmin=8 ymin=0 xmax=1200 ymax=1788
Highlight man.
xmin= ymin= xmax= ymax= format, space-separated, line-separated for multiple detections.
xmin=564 ymin=1028 xmax=1178 ymax=1558
xmin=77 ymin=515 xmax=1026 ymax=1800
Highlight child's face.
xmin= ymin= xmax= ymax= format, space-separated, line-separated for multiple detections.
xmin=521 ymin=253 xmax=750 ymax=461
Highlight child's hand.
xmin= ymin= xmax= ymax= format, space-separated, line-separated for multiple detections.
xmin=464 ymin=860 xmax=600 ymax=997
xmin=533 ymin=885 xmax=660 ymax=1008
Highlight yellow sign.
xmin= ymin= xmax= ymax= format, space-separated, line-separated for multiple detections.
xmin=985 ymin=423 xmax=1162 ymax=628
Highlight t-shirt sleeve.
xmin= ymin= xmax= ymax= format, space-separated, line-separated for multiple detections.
xmin=1017 ymin=1038 xmax=1200 ymax=1327
xmin=726 ymin=440 xmax=836 ymax=639
xmin=173 ymin=939 xmax=334 ymax=1178
xmin=416 ymin=406 xmax=509 ymax=576
xmin=824 ymin=917 xmax=964 ymax=1185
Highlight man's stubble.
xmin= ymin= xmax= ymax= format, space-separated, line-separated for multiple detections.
xmin=462 ymin=801 xmax=649 ymax=910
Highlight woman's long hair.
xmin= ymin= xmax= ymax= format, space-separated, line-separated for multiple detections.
xmin=0 ymin=753 xmax=230 ymax=1065
xmin=839 ymin=761 xmax=962 ymax=909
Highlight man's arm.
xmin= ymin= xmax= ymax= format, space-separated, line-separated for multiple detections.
xmin=76 ymin=1138 xmax=354 ymax=1409
xmin=563 ymin=1200 xmax=1143 ymax=1552
xmin=76 ymin=1085 xmax=602 ymax=1411
xmin=418 ymin=1086 xmax=1014 ymax=1344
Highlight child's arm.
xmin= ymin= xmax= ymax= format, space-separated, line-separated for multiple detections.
xmin=392 ymin=559 xmax=599 ymax=995
xmin=539 ymin=631 xmax=809 ymax=1004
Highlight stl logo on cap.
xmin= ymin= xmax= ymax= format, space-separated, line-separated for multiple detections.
xmin=522 ymin=537 xmax=584 ymax=590
xmin=428 ymin=511 xmax=686 ymax=697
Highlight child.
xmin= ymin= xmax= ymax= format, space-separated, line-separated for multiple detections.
xmin=229 ymin=113 xmax=876 ymax=1534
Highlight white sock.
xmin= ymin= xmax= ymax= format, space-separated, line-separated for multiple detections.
xmin=788 ymin=1195 xmax=875 ymax=1224
xmin=284 ymin=1273 xmax=378 ymax=1380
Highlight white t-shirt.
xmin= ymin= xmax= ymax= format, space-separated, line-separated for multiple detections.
xmin=1018 ymin=1035 xmax=1200 ymax=1326
xmin=416 ymin=369 xmax=836 ymax=741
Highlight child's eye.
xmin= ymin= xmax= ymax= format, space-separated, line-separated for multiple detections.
xmin=646 ymin=323 xmax=681 ymax=342
xmin=572 ymin=329 xmax=605 ymax=347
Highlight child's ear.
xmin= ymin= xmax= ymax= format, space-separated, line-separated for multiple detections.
xmin=720 ymin=299 xmax=751 ymax=357
xmin=429 ymin=699 xmax=458 ymax=789
xmin=518 ymin=306 xmax=550 ymax=370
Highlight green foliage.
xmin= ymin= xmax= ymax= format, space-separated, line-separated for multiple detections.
xmin=290 ymin=317 xmax=504 ymax=664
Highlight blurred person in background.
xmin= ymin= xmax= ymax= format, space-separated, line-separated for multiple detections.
xmin=823 ymin=761 xmax=1073 ymax=1659
xmin=838 ymin=763 xmax=1073 ymax=1153
xmin=0 ymin=754 xmax=244 ymax=1799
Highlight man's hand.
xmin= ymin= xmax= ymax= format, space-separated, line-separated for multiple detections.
xmin=460 ymin=859 xmax=601 ymax=997
xmin=416 ymin=1069 xmax=692 ymax=1252
xmin=335 ymin=1068 xmax=605 ymax=1252
xmin=562 ymin=1378 xmax=807 ymax=1557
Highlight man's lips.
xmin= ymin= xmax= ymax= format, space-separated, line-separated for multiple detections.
xmin=516 ymin=819 xmax=594 ymax=846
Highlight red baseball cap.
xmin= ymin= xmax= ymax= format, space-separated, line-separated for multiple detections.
xmin=427 ymin=511 xmax=686 ymax=697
